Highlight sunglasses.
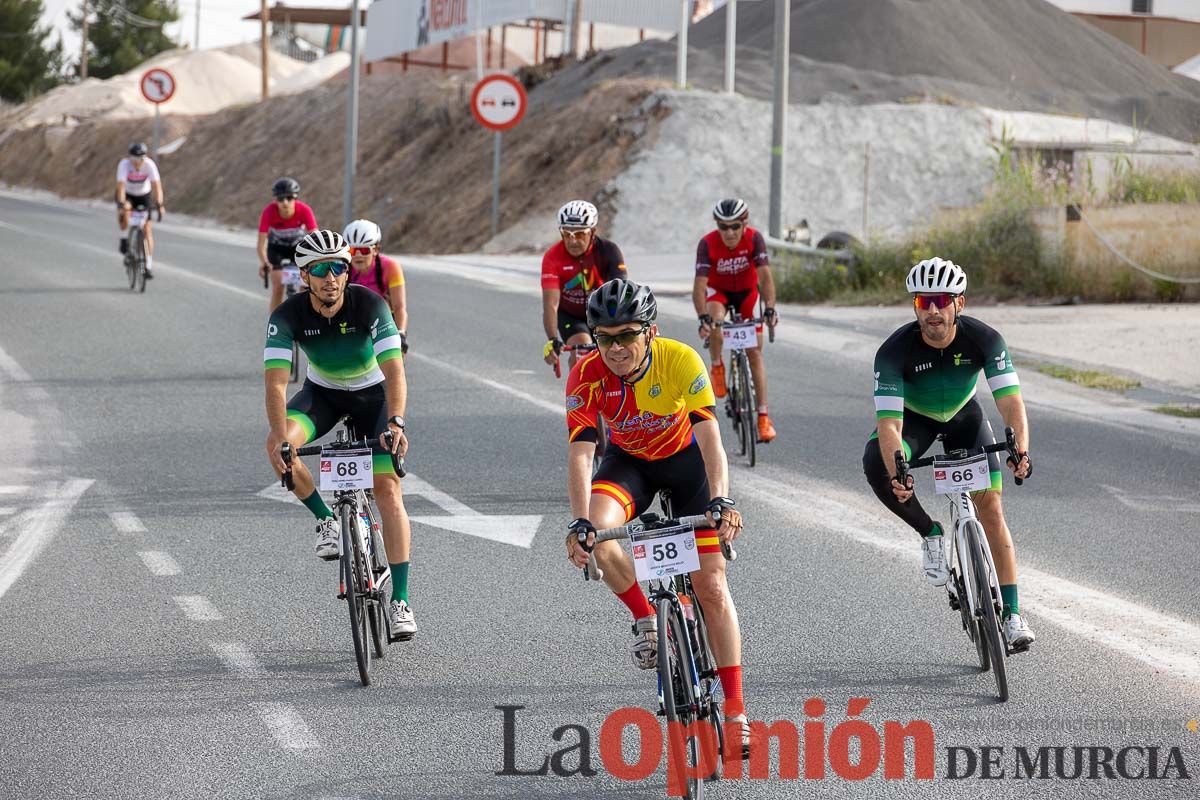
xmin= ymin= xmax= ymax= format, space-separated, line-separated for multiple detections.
xmin=306 ymin=260 xmax=349 ymax=278
xmin=560 ymin=228 xmax=592 ymax=240
xmin=275 ymin=195 xmax=298 ymax=202
xmin=913 ymin=293 xmax=959 ymax=311
xmin=717 ymin=222 xmax=744 ymax=232
xmin=349 ymin=246 xmax=373 ymax=256
xmin=594 ymin=325 xmax=648 ymax=349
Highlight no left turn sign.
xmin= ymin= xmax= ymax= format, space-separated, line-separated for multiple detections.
xmin=140 ymin=68 xmax=176 ymax=105
xmin=471 ymin=74 xmax=527 ymax=132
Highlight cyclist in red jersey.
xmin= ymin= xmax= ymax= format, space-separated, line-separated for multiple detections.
xmin=694 ymin=198 xmax=779 ymax=443
xmin=344 ymin=219 xmax=408 ymax=353
xmin=258 ymin=177 xmax=318 ymax=311
xmin=541 ymin=200 xmax=627 ymax=371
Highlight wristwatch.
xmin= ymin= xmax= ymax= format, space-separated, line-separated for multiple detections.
xmin=388 ymin=415 xmax=406 ymax=430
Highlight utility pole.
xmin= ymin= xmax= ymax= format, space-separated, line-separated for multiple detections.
xmin=676 ymin=0 xmax=689 ymax=87
xmin=724 ymin=0 xmax=737 ymax=93
xmin=768 ymin=0 xmax=788 ymax=237
xmin=195 ymin=0 xmax=201 ymax=49
xmin=343 ymin=0 xmax=362 ymax=226
xmin=568 ymin=0 xmax=583 ymax=59
xmin=260 ymin=0 xmax=269 ymax=99
xmin=80 ymin=0 xmax=88 ymax=79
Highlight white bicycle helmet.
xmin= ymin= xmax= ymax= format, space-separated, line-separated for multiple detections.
xmin=295 ymin=229 xmax=351 ymax=268
xmin=557 ymin=200 xmax=598 ymax=229
xmin=343 ymin=219 xmax=382 ymax=248
xmin=713 ymin=198 xmax=749 ymax=222
xmin=906 ymin=257 xmax=967 ymax=295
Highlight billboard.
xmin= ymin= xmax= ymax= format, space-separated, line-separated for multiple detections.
xmin=365 ymin=0 xmax=535 ymax=62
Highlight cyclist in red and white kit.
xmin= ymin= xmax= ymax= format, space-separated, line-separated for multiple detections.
xmin=258 ymin=177 xmax=318 ymax=311
xmin=116 ymin=142 xmax=165 ymax=278
xmin=343 ymin=218 xmax=408 ymax=353
xmin=694 ymin=198 xmax=779 ymax=443
xmin=541 ymin=200 xmax=627 ymax=371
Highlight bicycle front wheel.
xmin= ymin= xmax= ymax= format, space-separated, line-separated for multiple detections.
xmin=134 ymin=229 xmax=147 ymax=293
xmin=657 ymin=598 xmax=709 ymax=799
xmin=736 ymin=355 xmax=756 ymax=466
xmin=968 ymin=521 xmax=1008 ymax=702
xmin=340 ymin=506 xmax=372 ymax=685
xmin=127 ymin=228 xmax=144 ymax=292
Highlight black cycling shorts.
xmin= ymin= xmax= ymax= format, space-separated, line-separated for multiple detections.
xmin=557 ymin=309 xmax=591 ymax=343
xmin=267 ymin=241 xmax=299 ymax=270
xmin=286 ymin=380 xmax=396 ymax=475
xmin=124 ymin=193 xmax=152 ymax=212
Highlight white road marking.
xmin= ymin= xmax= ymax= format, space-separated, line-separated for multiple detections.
xmin=155 ymin=261 xmax=263 ymax=301
xmin=250 ymin=702 xmax=320 ymax=750
xmin=1101 ymin=484 xmax=1200 ymax=514
xmin=211 ymin=642 xmax=267 ymax=678
xmin=0 ymin=480 xmax=93 ymax=601
xmin=109 ymin=510 xmax=147 ymax=533
xmin=408 ymin=351 xmax=563 ymax=415
xmin=137 ymin=550 xmax=181 ymax=576
xmin=0 ymin=486 xmax=31 ymax=495
xmin=173 ymin=595 xmax=223 ymax=621
xmin=0 ymin=508 xmax=15 ymax=516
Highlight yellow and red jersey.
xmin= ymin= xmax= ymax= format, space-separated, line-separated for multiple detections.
xmin=565 ymin=337 xmax=717 ymax=461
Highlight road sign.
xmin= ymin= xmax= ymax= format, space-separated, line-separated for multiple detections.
xmin=140 ymin=68 xmax=176 ymax=105
xmin=470 ymin=74 xmax=527 ymax=132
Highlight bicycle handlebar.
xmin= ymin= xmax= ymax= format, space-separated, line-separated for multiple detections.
xmin=583 ymin=514 xmax=737 ymax=582
xmin=894 ymin=425 xmax=1025 ymax=491
xmin=552 ymin=343 xmax=598 ymax=379
xmin=280 ymin=432 xmax=406 ymax=490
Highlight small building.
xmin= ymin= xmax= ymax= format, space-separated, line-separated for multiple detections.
xmin=1043 ymin=0 xmax=1200 ymax=69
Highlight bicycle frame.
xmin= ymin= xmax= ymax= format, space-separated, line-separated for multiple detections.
xmin=946 ymin=490 xmax=1004 ymax=634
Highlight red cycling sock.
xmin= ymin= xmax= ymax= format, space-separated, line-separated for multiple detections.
xmin=615 ymin=583 xmax=654 ymax=619
xmin=718 ymin=665 xmax=745 ymax=717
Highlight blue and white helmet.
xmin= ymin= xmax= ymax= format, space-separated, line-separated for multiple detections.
xmin=557 ymin=200 xmax=598 ymax=229
xmin=906 ymin=257 xmax=967 ymax=295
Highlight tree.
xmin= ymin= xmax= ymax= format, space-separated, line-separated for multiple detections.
xmin=0 ymin=0 xmax=65 ymax=102
xmin=67 ymin=0 xmax=180 ymax=80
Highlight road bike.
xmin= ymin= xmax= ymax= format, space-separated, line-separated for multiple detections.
xmin=584 ymin=492 xmax=737 ymax=799
xmin=716 ymin=309 xmax=773 ymax=467
xmin=894 ymin=426 xmax=1030 ymax=702
xmin=123 ymin=203 xmax=160 ymax=293
xmin=281 ymin=419 xmax=406 ymax=686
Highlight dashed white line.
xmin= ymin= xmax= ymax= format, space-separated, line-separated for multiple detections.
xmin=0 ymin=486 xmax=30 ymax=495
xmin=173 ymin=595 xmax=223 ymax=621
xmin=137 ymin=550 xmax=181 ymax=576
xmin=250 ymin=702 xmax=320 ymax=750
xmin=0 ymin=508 xmax=15 ymax=516
xmin=109 ymin=511 xmax=147 ymax=534
xmin=211 ymin=641 xmax=267 ymax=678
xmin=407 ymin=351 xmax=563 ymax=414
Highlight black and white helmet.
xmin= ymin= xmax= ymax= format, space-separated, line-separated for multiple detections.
xmin=713 ymin=198 xmax=748 ymax=222
xmin=343 ymin=219 xmax=382 ymax=247
xmin=906 ymin=257 xmax=967 ymax=295
xmin=558 ymin=200 xmax=598 ymax=229
xmin=295 ymin=229 xmax=351 ymax=269
xmin=128 ymin=142 xmax=148 ymax=157
xmin=586 ymin=279 xmax=657 ymax=330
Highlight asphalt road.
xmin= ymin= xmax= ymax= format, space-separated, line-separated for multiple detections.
xmin=1 ymin=191 xmax=1199 ymax=799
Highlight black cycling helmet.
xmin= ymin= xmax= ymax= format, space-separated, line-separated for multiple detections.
xmin=273 ymin=177 xmax=301 ymax=198
xmin=128 ymin=142 xmax=148 ymax=157
xmin=586 ymin=278 xmax=657 ymax=330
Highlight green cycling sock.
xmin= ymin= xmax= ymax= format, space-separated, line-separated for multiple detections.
xmin=1001 ymin=584 xmax=1019 ymax=619
xmin=922 ymin=521 xmax=944 ymax=539
xmin=390 ymin=562 xmax=410 ymax=604
xmin=300 ymin=490 xmax=333 ymax=520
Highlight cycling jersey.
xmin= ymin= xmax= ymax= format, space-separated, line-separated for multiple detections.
xmin=872 ymin=316 xmax=1020 ymax=424
xmin=566 ymin=337 xmax=717 ymax=461
xmin=541 ymin=237 xmax=627 ymax=319
xmin=116 ymin=157 xmax=160 ymax=196
xmin=695 ymin=227 xmax=769 ymax=294
xmin=259 ymin=201 xmax=318 ymax=266
xmin=350 ymin=254 xmax=404 ymax=300
xmin=264 ymin=285 xmax=403 ymax=391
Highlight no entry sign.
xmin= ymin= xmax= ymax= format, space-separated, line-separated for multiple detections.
xmin=140 ymin=68 xmax=176 ymax=105
xmin=471 ymin=74 xmax=527 ymax=132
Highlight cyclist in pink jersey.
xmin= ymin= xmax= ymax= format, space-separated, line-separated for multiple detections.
xmin=344 ymin=219 xmax=408 ymax=353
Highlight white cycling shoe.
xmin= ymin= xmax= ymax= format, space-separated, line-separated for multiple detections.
xmin=390 ymin=600 xmax=417 ymax=638
xmin=314 ymin=518 xmax=340 ymax=561
xmin=725 ymin=714 xmax=752 ymax=759
xmin=1003 ymin=613 xmax=1035 ymax=649
xmin=631 ymin=615 xmax=658 ymax=670
xmin=921 ymin=535 xmax=948 ymax=587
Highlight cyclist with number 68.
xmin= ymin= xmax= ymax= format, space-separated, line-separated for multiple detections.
xmin=862 ymin=257 xmax=1035 ymax=648
xmin=693 ymin=199 xmax=778 ymax=443
xmin=262 ymin=229 xmax=417 ymax=635
xmin=562 ymin=279 xmax=754 ymax=753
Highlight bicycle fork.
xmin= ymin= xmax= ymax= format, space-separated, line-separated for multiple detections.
xmin=950 ymin=494 xmax=1003 ymax=628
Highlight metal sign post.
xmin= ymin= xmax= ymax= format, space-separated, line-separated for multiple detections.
xmin=677 ymin=0 xmax=689 ymax=87
xmin=471 ymin=74 xmax=528 ymax=241
xmin=724 ymin=0 xmax=737 ymax=93
xmin=768 ymin=0 xmax=788 ymax=238
xmin=343 ymin=0 xmax=362 ymax=227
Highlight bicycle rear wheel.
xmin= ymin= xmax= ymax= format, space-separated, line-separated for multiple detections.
xmin=736 ymin=355 xmax=756 ymax=466
xmin=127 ymin=228 xmax=144 ymax=292
xmin=657 ymin=597 xmax=709 ymax=800
xmin=340 ymin=505 xmax=372 ymax=685
xmin=968 ymin=521 xmax=1008 ymax=701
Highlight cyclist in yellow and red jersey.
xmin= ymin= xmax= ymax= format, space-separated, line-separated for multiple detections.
xmin=541 ymin=200 xmax=627 ymax=371
xmin=694 ymin=198 xmax=779 ymax=443
xmin=344 ymin=219 xmax=408 ymax=354
xmin=563 ymin=278 xmax=752 ymax=756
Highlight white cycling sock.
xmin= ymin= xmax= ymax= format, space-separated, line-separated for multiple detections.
xmin=146 ymin=254 xmax=153 ymax=270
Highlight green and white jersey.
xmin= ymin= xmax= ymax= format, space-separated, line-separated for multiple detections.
xmin=873 ymin=316 xmax=1020 ymax=423
xmin=264 ymin=285 xmax=403 ymax=390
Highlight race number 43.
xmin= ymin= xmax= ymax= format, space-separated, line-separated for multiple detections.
xmin=722 ymin=321 xmax=757 ymax=351
xmin=320 ymin=447 xmax=373 ymax=491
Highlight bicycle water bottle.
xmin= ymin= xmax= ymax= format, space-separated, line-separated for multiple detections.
xmin=358 ymin=510 xmax=371 ymax=544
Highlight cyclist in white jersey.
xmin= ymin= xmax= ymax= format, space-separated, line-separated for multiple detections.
xmin=116 ymin=142 xmax=165 ymax=278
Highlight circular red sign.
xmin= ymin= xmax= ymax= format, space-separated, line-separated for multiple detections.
xmin=140 ymin=68 xmax=176 ymax=105
xmin=470 ymin=74 xmax=528 ymax=132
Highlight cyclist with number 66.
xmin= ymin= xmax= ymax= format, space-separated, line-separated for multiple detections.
xmin=862 ymin=257 xmax=1035 ymax=648
xmin=263 ymin=229 xmax=417 ymax=636
xmin=694 ymin=199 xmax=778 ymax=443
xmin=562 ymin=279 xmax=754 ymax=753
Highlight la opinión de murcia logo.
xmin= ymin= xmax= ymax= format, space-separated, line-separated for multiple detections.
xmin=497 ymin=702 xmax=1193 ymax=793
